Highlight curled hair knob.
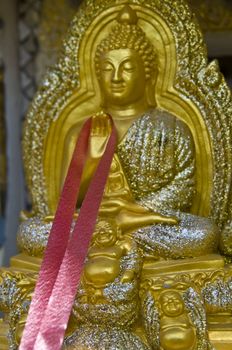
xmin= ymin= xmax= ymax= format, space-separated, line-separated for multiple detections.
xmin=117 ymin=5 xmax=138 ymax=25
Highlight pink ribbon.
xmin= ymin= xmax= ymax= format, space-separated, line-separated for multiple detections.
xmin=19 ymin=116 xmax=117 ymax=350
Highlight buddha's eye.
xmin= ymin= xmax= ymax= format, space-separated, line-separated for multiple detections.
xmin=101 ymin=62 xmax=113 ymax=72
xmin=123 ymin=61 xmax=135 ymax=72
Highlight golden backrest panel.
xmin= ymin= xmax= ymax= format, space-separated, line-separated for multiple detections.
xmin=23 ymin=0 xmax=232 ymax=228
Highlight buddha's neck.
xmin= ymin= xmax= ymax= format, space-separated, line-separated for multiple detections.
xmin=102 ymin=99 xmax=150 ymax=142
xmin=103 ymin=99 xmax=150 ymax=120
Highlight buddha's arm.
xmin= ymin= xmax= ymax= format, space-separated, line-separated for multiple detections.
xmin=138 ymin=122 xmax=195 ymax=212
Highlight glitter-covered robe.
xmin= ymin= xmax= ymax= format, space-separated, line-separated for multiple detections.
xmin=117 ymin=109 xmax=218 ymax=259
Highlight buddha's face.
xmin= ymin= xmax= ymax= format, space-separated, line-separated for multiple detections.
xmin=98 ymin=48 xmax=147 ymax=107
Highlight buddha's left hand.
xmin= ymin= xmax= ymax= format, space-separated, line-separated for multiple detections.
xmin=99 ymin=198 xmax=149 ymax=214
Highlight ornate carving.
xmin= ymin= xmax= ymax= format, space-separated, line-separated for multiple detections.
xmin=140 ymin=278 xmax=213 ymax=350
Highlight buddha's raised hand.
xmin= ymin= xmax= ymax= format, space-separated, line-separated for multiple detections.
xmin=89 ymin=113 xmax=112 ymax=159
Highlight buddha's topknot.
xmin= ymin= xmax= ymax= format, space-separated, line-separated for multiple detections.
xmin=95 ymin=5 xmax=158 ymax=80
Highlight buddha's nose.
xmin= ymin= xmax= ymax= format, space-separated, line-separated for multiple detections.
xmin=112 ymin=67 xmax=122 ymax=83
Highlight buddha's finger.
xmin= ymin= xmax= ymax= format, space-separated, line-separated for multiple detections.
xmin=101 ymin=198 xmax=148 ymax=213
xmin=95 ymin=116 xmax=101 ymax=135
xmin=107 ymin=117 xmax=112 ymax=134
xmin=98 ymin=115 xmax=105 ymax=135
xmin=44 ymin=215 xmax=55 ymax=222
xmin=101 ymin=114 xmax=110 ymax=136
xmin=152 ymin=214 xmax=179 ymax=225
xmin=101 ymin=115 xmax=108 ymax=136
xmin=100 ymin=199 xmax=126 ymax=211
xmin=91 ymin=115 xmax=97 ymax=135
xmin=99 ymin=205 xmax=120 ymax=214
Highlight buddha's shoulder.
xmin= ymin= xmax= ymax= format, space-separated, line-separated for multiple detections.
xmin=135 ymin=109 xmax=191 ymax=136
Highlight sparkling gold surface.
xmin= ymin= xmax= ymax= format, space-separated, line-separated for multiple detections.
xmin=1 ymin=1 xmax=232 ymax=349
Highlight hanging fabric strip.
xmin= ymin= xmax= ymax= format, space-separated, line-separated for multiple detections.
xmin=19 ymin=116 xmax=117 ymax=350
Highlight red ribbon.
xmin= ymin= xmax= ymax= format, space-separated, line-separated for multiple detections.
xmin=19 ymin=116 xmax=117 ymax=350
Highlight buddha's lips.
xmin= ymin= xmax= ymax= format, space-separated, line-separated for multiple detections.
xmin=111 ymin=84 xmax=125 ymax=92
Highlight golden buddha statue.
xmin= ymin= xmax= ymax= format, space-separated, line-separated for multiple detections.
xmin=18 ymin=4 xmax=218 ymax=261
xmin=1 ymin=1 xmax=232 ymax=349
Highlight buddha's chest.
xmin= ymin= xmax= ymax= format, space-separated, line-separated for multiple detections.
xmin=117 ymin=126 xmax=176 ymax=194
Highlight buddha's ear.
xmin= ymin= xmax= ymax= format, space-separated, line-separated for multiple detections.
xmin=145 ymin=78 xmax=157 ymax=107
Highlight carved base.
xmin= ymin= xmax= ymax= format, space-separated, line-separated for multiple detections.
xmin=1 ymin=253 xmax=232 ymax=349
xmin=1 ymin=318 xmax=232 ymax=349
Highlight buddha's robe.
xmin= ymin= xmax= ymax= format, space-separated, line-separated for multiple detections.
xmin=117 ymin=109 xmax=218 ymax=259
xmin=18 ymin=109 xmax=218 ymax=260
